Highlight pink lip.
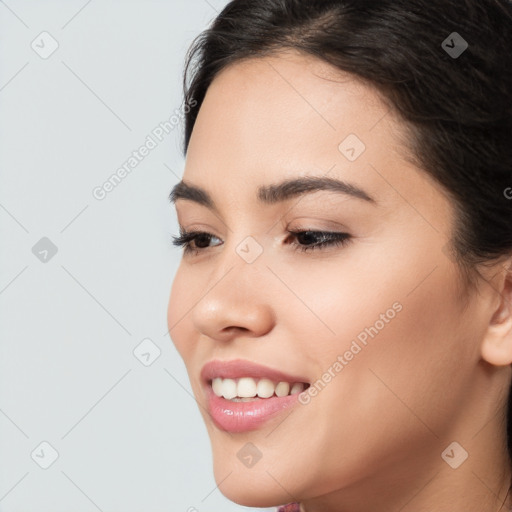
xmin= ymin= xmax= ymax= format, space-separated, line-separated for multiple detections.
xmin=200 ymin=359 xmax=310 ymax=433
xmin=200 ymin=358 xmax=309 ymax=384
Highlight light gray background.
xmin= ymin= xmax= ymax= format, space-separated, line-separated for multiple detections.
xmin=0 ymin=1 xmax=276 ymax=510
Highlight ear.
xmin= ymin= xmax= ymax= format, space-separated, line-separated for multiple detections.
xmin=481 ymin=257 xmax=512 ymax=366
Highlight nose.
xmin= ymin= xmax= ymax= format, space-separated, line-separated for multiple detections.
xmin=190 ymin=246 xmax=276 ymax=343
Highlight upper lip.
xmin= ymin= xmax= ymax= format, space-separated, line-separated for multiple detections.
xmin=200 ymin=359 xmax=309 ymax=385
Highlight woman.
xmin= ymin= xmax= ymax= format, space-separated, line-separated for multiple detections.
xmin=167 ymin=1 xmax=512 ymax=510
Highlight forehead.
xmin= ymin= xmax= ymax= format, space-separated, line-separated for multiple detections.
xmin=189 ymin=51 xmax=388 ymax=152
xmin=181 ymin=51 xmax=446 ymax=218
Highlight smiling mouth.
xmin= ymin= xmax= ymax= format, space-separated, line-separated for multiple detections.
xmin=208 ymin=377 xmax=311 ymax=401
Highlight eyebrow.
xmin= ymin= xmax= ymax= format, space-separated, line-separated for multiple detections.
xmin=169 ymin=175 xmax=376 ymax=213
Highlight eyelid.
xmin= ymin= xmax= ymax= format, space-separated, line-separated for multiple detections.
xmin=283 ymin=214 xmax=350 ymax=231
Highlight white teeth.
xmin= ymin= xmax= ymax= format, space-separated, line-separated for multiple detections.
xmin=275 ymin=382 xmax=290 ymax=397
xmin=212 ymin=378 xmax=223 ymax=397
xmin=256 ymin=378 xmax=275 ymax=398
xmin=221 ymin=378 xmax=237 ymax=400
xmin=237 ymin=377 xmax=257 ymax=398
xmin=210 ymin=377 xmax=307 ymax=400
xmin=290 ymin=382 xmax=304 ymax=395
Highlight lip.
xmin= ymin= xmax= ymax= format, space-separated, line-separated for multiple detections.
xmin=205 ymin=385 xmax=305 ymax=433
xmin=200 ymin=358 xmax=309 ymax=385
xmin=201 ymin=359 xmax=310 ymax=433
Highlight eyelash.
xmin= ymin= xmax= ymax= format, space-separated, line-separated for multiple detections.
xmin=171 ymin=229 xmax=352 ymax=256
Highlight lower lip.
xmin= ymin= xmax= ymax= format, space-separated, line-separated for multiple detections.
xmin=205 ymin=384 xmax=304 ymax=433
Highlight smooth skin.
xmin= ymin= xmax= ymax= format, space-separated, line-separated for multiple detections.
xmin=167 ymin=51 xmax=512 ymax=512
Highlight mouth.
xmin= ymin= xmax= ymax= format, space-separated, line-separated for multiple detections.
xmin=201 ymin=359 xmax=311 ymax=433
xmin=208 ymin=377 xmax=310 ymax=401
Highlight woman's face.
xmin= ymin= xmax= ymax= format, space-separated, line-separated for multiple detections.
xmin=167 ymin=52 xmax=493 ymax=507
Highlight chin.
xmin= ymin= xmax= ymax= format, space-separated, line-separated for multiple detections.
xmin=211 ymin=454 xmax=296 ymax=508
xmin=215 ymin=476 xmax=289 ymax=508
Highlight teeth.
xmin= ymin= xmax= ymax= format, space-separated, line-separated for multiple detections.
xmin=212 ymin=378 xmax=223 ymax=397
xmin=275 ymin=382 xmax=290 ymax=397
xmin=237 ymin=377 xmax=257 ymax=398
xmin=221 ymin=378 xmax=237 ymax=400
xmin=256 ymin=378 xmax=275 ymax=398
xmin=211 ymin=377 xmax=307 ymax=400
xmin=290 ymin=382 xmax=304 ymax=395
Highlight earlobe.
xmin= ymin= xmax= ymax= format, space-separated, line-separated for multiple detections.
xmin=481 ymin=261 xmax=512 ymax=367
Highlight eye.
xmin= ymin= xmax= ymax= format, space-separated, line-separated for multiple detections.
xmin=171 ymin=228 xmax=352 ymax=256
xmin=285 ymin=230 xmax=352 ymax=253
xmin=171 ymin=229 xmax=222 ymax=255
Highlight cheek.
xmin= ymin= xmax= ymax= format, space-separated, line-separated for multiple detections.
xmin=167 ymin=266 xmax=197 ymax=360
xmin=284 ymin=246 xmax=468 ymax=415
xmin=322 ymin=258 xmax=470 ymax=440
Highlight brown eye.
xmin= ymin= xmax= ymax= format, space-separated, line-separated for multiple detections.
xmin=286 ymin=230 xmax=352 ymax=253
xmin=171 ymin=230 xmax=222 ymax=255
